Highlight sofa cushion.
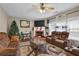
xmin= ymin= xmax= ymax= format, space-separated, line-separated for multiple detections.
xmin=0 ymin=44 xmax=4 ymax=48
xmin=0 ymin=32 xmax=10 ymax=48
xmin=55 ymin=39 xmax=64 ymax=43
xmin=0 ymin=41 xmax=8 ymax=48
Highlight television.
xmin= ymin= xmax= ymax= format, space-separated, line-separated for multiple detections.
xmin=34 ymin=20 xmax=45 ymax=27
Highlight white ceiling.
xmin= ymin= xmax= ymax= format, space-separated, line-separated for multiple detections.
xmin=0 ymin=3 xmax=79 ymax=20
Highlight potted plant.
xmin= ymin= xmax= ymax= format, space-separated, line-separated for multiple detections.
xmin=8 ymin=20 xmax=20 ymax=42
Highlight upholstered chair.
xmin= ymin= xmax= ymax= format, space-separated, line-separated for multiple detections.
xmin=0 ymin=32 xmax=19 ymax=56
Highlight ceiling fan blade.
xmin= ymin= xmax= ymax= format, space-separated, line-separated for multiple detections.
xmin=45 ymin=7 xmax=54 ymax=10
xmin=46 ymin=7 xmax=54 ymax=9
xmin=49 ymin=8 xmax=54 ymax=10
xmin=32 ymin=5 xmax=40 ymax=9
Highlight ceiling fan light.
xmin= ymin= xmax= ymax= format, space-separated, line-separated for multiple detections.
xmin=40 ymin=9 xmax=45 ymax=13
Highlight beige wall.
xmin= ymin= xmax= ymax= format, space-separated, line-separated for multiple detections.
xmin=0 ymin=7 xmax=9 ymax=32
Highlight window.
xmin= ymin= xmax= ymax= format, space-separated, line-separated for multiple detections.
xmin=48 ymin=15 xmax=79 ymax=40
xmin=49 ymin=20 xmax=56 ymax=35
xmin=48 ymin=17 xmax=67 ymax=35
xmin=67 ymin=16 xmax=79 ymax=40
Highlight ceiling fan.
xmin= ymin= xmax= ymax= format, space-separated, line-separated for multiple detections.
xmin=33 ymin=3 xmax=55 ymax=13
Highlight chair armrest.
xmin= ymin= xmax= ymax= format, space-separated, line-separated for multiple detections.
xmin=63 ymin=40 xmax=68 ymax=47
xmin=0 ymin=48 xmax=17 ymax=56
xmin=46 ymin=37 xmax=52 ymax=43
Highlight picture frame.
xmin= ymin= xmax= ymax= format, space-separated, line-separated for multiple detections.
xmin=20 ymin=20 xmax=30 ymax=28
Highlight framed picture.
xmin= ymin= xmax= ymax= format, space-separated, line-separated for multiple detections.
xmin=20 ymin=20 xmax=30 ymax=28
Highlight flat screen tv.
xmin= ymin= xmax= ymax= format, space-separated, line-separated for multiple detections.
xmin=34 ymin=20 xmax=45 ymax=27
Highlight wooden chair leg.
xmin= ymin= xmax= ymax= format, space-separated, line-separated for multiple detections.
xmin=27 ymin=50 xmax=34 ymax=56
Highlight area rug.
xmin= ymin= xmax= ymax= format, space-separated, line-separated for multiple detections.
xmin=19 ymin=41 xmax=68 ymax=56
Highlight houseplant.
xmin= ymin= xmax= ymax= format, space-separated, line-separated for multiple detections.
xmin=8 ymin=20 xmax=20 ymax=41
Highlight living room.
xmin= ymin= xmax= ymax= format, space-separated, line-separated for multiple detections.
xmin=0 ymin=3 xmax=79 ymax=56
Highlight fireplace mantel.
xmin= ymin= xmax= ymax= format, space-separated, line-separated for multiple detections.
xmin=34 ymin=27 xmax=45 ymax=36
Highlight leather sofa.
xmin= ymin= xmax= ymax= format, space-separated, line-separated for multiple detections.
xmin=0 ymin=32 xmax=19 ymax=56
xmin=46 ymin=31 xmax=69 ymax=49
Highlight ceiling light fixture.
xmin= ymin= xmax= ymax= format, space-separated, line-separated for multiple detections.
xmin=40 ymin=9 xmax=45 ymax=13
xmin=33 ymin=3 xmax=55 ymax=14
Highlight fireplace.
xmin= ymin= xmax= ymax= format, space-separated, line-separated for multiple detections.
xmin=34 ymin=27 xmax=45 ymax=36
xmin=36 ymin=31 xmax=44 ymax=36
